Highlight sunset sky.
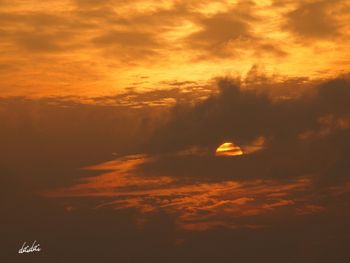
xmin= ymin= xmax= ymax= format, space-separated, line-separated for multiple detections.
xmin=1 ymin=1 xmax=350 ymax=262
xmin=1 ymin=0 xmax=350 ymax=98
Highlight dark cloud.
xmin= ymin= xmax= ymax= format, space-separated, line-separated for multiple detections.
xmin=0 ymin=11 xmax=93 ymax=54
xmin=0 ymin=12 xmax=68 ymax=27
xmin=84 ymin=3 xmax=194 ymax=62
xmin=3 ymin=184 xmax=349 ymax=263
xmin=1 ymin=77 xmax=349 ymax=189
xmin=284 ymin=0 xmax=344 ymax=40
xmin=14 ymin=31 xmax=72 ymax=53
xmin=145 ymin=78 xmax=318 ymax=152
xmin=186 ymin=9 xmax=253 ymax=57
xmin=93 ymin=30 xmax=157 ymax=47
xmin=92 ymin=29 xmax=161 ymax=62
xmin=132 ymin=77 xmax=350 ymax=189
xmin=116 ymin=3 xmax=191 ymax=28
xmin=0 ymin=97 xmax=161 ymax=190
xmin=73 ymin=0 xmax=112 ymax=8
xmin=185 ymin=2 xmax=287 ymax=59
xmin=1 ymin=77 xmax=350 ymax=262
xmin=317 ymin=78 xmax=350 ymax=114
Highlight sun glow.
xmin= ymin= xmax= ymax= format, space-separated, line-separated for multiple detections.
xmin=215 ymin=142 xmax=244 ymax=157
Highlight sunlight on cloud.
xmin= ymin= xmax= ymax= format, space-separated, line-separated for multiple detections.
xmin=45 ymin=154 xmax=324 ymax=231
xmin=0 ymin=0 xmax=349 ymax=98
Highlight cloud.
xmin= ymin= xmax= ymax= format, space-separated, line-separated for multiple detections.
xmin=184 ymin=1 xmax=289 ymax=59
xmin=283 ymin=0 xmax=347 ymax=40
xmin=2 ymin=76 xmax=350 ymax=262
xmin=73 ymin=0 xmax=112 ymax=8
xmin=94 ymin=30 xmax=157 ymax=47
xmin=92 ymin=30 xmax=160 ymax=61
xmin=187 ymin=12 xmax=250 ymax=55
xmin=147 ymin=77 xmax=350 ymax=151
xmin=1 ymin=1 xmax=350 ymax=261
xmin=0 ymin=0 xmax=349 ymax=97
xmin=38 ymin=76 xmax=350 ymax=232
xmin=90 ymin=81 xmax=211 ymax=107
xmin=1 ymin=77 xmax=349 ymax=193
xmin=14 ymin=31 xmax=74 ymax=53
xmin=46 ymin=154 xmax=315 ymax=230
xmin=0 ymin=96 xmax=162 ymax=190
xmin=123 ymin=77 xmax=350 ymax=193
xmin=145 ymin=78 xmax=312 ymax=153
xmin=185 ymin=3 xmax=256 ymax=58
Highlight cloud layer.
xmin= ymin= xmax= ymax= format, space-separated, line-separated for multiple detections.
xmin=0 ymin=0 xmax=350 ymax=97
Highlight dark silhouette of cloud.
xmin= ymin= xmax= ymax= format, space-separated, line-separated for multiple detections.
xmin=145 ymin=78 xmax=319 ymax=152
xmin=132 ymin=77 xmax=350 ymax=190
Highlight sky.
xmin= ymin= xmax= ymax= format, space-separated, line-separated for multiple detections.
xmin=1 ymin=1 xmax=350 ymax=262
xmin=1 ymin=0 xmax=350 ymax=98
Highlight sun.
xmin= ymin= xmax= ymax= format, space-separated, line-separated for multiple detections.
xmin=215 ymin=142 xmax=243 ymax=156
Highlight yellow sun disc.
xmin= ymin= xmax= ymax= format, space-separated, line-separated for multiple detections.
xmin=215 ymin=142 xmax=243 ymax=156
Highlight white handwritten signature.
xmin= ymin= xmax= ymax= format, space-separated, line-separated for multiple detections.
xmin=18 ymin=240 xmax=41 ymax=254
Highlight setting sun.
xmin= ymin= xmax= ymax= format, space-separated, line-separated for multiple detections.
xmin=2 ymin=0 xmax=350 ymax=262
xmin=215 ymin=142 xmax=244 ymax=156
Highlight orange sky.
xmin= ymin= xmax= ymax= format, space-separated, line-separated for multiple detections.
xmin=2 ymin=2 xmax=350 ymax=261
xmin=1 ymin=0 xmax=350 ymax=98
xmin=44 ymin=154 xmax=318 ymax=230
